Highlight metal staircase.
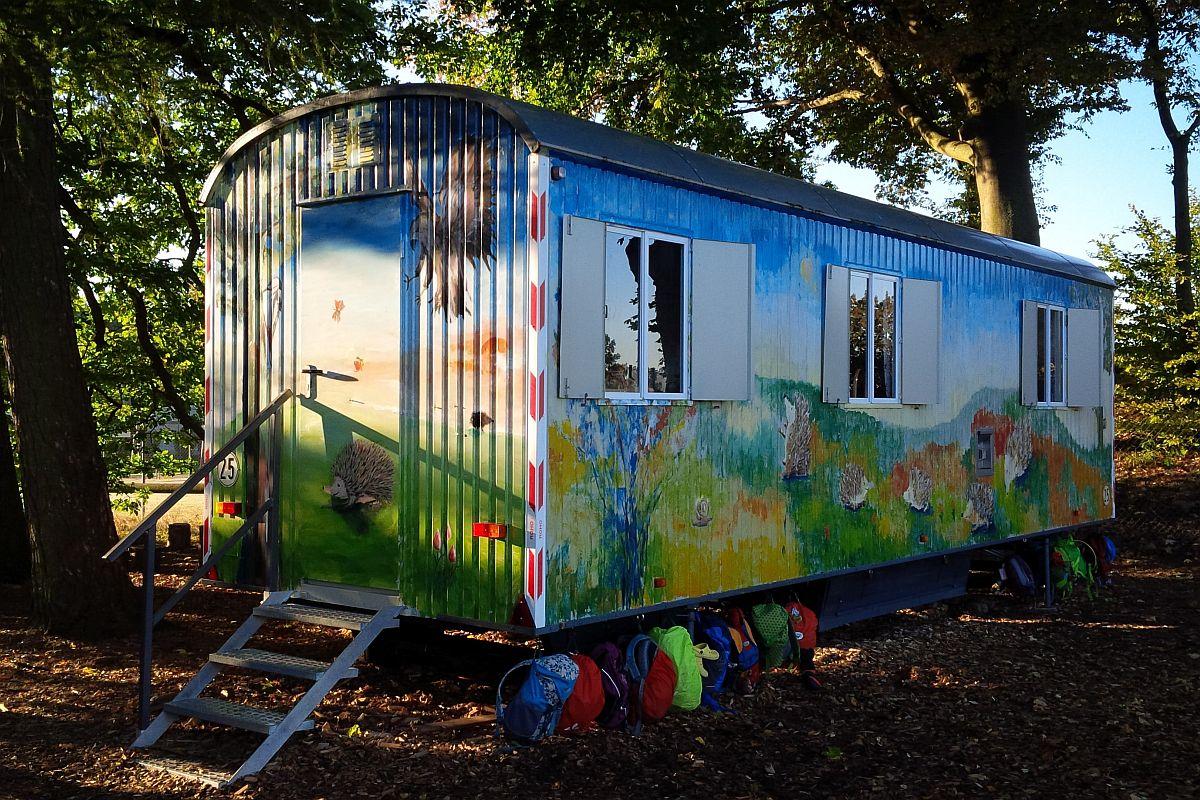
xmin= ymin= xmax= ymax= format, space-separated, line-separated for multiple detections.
xmin=134 ymin=591 xmax=405 ymax=787
xmin=99 ymin=388 xmax=418 ymax=787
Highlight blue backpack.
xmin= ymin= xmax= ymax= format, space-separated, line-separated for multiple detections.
xmin=695 ymin=613 xmax=734 ymax=712
xmin=496 ymin=654 xmax=579 ymax=744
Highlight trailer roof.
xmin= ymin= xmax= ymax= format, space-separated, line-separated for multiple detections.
xmin=201 ymin=83 xmax=1115 ymax=288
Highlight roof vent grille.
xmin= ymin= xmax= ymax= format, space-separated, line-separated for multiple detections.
xmin=323 ymin=112 xmax=379 ymax=171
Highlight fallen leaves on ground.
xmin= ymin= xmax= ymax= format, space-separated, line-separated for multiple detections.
xmin=0 ymin=468 xmax=1197 ymax=799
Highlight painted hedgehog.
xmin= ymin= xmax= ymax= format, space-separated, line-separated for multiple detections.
xmin=779 ymin=394 xmax=812 ymax=480
xmin=1005 ymin=418 xmax=1033 ymax=488
xmin=324 ymin=439 xmax=395 ymax=512
xmin=903 ymin=466 xmax=933 ymax=513
xmin=963 ymin=482 xmax=995 ymax=531
xmin=839 ymin=463 xmax=873 ymax=510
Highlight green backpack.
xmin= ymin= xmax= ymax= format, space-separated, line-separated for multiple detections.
xmin=648 ymin=625 xmax=702 ymax=711
xmin=750 ymin=603 xmax=793 ymax=670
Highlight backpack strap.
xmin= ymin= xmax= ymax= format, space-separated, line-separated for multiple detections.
xmin=623 ymin=635 xmax=654 ymax=736
xmin=495 ymin=658 xmax=534 ymax=741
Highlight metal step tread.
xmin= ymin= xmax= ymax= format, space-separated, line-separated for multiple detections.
xmin=209 ymin=647 xmax=357 ymax=681
xmin=136 ymin=753 xmax=232 ymax=788
xmin=253 ymin=601 xmax=382 ymax=630
xmin=164 ymin=696 xmax=315 ymax=735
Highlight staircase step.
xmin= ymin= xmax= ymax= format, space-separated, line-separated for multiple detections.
xmin=164 ymin=697 xmax=314 ymax=735
xmin=136 ymin=753 xmax=233 ymax=788
xmin=209 ymin=648 xmax=356 ymax=681
xmin=253 ymin=602 xmax=382 ymax=631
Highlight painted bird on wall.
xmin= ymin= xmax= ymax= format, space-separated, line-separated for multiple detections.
xmin=409 ymin=135 xmax=497 ymax=318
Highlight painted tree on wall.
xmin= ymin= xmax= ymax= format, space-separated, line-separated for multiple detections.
xmin=570 ymin=404 xmax=696 ymax=607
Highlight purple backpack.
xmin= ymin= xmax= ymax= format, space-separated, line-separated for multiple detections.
xmin=1001 ymin=554 xmax=1036 ymax=596
xmin=590 ymin=642 xmax=630 ymax=729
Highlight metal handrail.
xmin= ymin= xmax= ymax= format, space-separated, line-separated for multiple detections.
xmin=103 ymin=388 xmax=292 ymax=732
xmin=104 ymin=388 xmax=294 ymax=562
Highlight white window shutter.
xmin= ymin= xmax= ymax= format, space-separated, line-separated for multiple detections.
xmin=822 ymin=265 xmax=850 ymax=404
xmin=691 ymin=240 xmax=754 ymax=400
xmin=558 ymin=215 xmax=606 ymax=398
xmin=1020 ymin=300 xmax=1039 ymax=406
xmin=1067 ymin=307 xmax=1102 ymax=407
xmin=901 ymin=278 xmax=941 ymax=405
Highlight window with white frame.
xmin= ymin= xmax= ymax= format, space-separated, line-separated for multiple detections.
xmin=1035 ymin=303 xmax=1066 ymax=406
xmin=848 ymin=270 xmax=899 ymax=402
xmin=602 ymin=227 xmax=688 ymax=400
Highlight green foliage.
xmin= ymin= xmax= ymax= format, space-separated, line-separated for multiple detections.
xmin=1 ymin=0 xmax=434 ymax=486
xmin=428 ymin=1 xmax=1130 ymax=221
xmin=420 ymin=0 xmax=812 ymax=179
xmin=1096 ymin=206 xmax=1200 ymax=457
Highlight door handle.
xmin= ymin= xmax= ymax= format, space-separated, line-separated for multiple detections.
xmin=302 ymin=365 xmax=358 ymax=382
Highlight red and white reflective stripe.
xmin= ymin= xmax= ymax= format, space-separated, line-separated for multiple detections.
xmin=528 ymin=370 xmax=545 ymax=422
xmin=525 ymin=547 xmax=544 ymax=600
xmin=523 ymin=157 xmax=550 ymax=626
xmin=529 ymin=190 xmax=548 ymax=243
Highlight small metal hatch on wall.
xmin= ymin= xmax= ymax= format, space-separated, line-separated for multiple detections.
xmin=974 ymin=428 xmax=995 ymax=477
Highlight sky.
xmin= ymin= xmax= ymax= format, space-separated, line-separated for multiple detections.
xmin=813 ymin=79 xmax=1180 ymax=261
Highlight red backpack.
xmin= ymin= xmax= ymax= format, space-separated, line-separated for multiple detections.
xmin=783 ymin=600 xmax=818 ymax=654
xmin=557 ymin=653 xmax=604 ymax=733
xmin=624 ymin=634 xmax=677 ymax=734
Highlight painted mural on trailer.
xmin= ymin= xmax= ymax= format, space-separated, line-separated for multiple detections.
xmin=206 ymin=97 xmax=530 ymax=624
xmin=544 ymin=160 xmax=1114 ymax=626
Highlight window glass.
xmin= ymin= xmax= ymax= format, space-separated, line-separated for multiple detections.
xmin=849 ymin=273 xmax=869 ymax=399
xmin=604 ymin=231 xmax=641 ymax=393
xmin=872 ymin=277 xmax=897 ymax=400
xmin=647 ymin=239 xmax=684 ymax=394
xmin=1050 ymin=307 xmax=1065 ymax=403
xmin=1036 ymin=305 xmax=1048 ymax=404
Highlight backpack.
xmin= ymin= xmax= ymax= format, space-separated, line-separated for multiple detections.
xmin=557 ymin=653 xmax=604 ymax=733
xmin=495 ymin=654 xmax=579 ymax=745
xmin=750 ymin=603 xmax=793 ymax=670
xmin=649 ymin=625 xmax=703 ymax=711
xmin=624 ymin=634 xmax=677 ymax=734
xmin=694 ymin=613 xmax=734 ymax=711
xmin=589 ymin=642 xmax=630 ymax=730
xmin=725 ymin=607 xmax=762 ymax=693
xmin=1001 ymin=554 xmax=1036 ymax=596
xmin=1086 ymin=533 xmax=1117 ymax=586
xmin=782 ymin=600 xmax=819 ymax=658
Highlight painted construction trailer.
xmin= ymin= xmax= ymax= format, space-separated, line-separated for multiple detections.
xmin=199 ymin=83 xmax=1115 ymax=635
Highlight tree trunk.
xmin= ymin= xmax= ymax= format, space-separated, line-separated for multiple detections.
xmin=967 ymin=99 xmax=1041 ymax=246
xmin=0 ymin=363 xmax=30 ymax=585
xmin=1169 ymin=137 xmax=1197 ymax=328
xmin=0 ymin=51 xmax=135 ymax=636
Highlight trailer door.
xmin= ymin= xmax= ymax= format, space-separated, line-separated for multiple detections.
xmin=289 ymin=194 xmax=406 ymax=591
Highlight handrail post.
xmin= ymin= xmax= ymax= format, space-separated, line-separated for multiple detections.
xmin=138 ymin=531 xmax=156 ymax=732
xmin=266 ymin=405 xmax=284 ymax=591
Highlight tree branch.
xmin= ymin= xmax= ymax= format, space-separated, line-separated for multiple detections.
xmin=146 ymin=110 xmax=204 ymax=289
xmin=59 ymin=184 xmax=99 ymax=239
xmin=851 ymin=42 xmax=975 ymax=164
xmin=732 ymin=88 xmax=871 ymax=114
xmin=817 ymin=3 xmax=975 ymax=165
xmin=120 ymin=283 xmax=203 ymax=439
xmin=78 ymin=279 xmax=107 ymax=349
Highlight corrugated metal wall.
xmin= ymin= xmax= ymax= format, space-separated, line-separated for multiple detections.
xmin=543 ymin=157 xmax=1115 ymax=626
xmin=205 ymin=95 xmax=530 ymax=624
